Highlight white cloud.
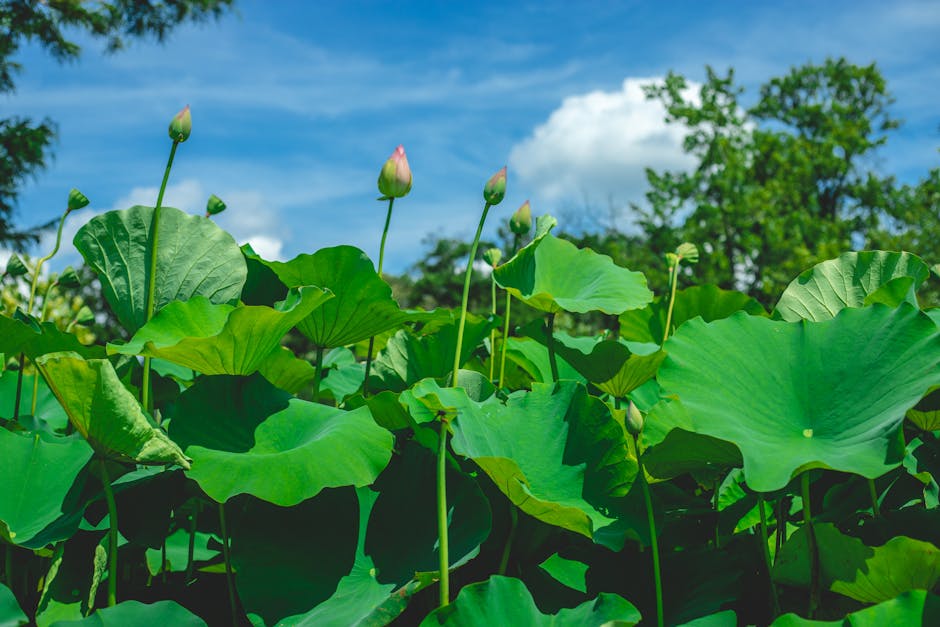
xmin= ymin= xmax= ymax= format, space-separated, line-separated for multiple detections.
xmin=509 ymin=77 xmax=698 ymax=206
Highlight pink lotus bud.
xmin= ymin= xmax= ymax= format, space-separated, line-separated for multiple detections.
xmin=168 ymin=105 xmax=192 ymax=142
xmin=509 ymin=200 xmax=532 ymax=235
xmin=483 ymin=166 xmax=507 ymax=205
xmin=377 ymin=145 xmax=412 ymax=199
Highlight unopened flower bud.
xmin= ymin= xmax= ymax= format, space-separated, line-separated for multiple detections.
xmin=626 ymin=401 xmax=645 ymax=437
xmin=483 ymin=166 xmax=507 ymax=205
xmin=56 ymin=266 xmax=81 ymax=288
xmin=168 ymin=105 xmax=192 ymax=143
xmin=483 ymin=247 xmax=502 ymax=268
xmin=510 ymin=200 xmax=532 ymax=235
xmin=5 ymin=254 xmax=28 ymax=278
xmin=74 ymin=305 xmax=95 ymax=326
xmin=377 ymin=145 xmax=412 ymax=199
xmin=67 ymin=189 xmax=89 ymax=212
xmin=206 ymin=194 xmax=227 ymax=216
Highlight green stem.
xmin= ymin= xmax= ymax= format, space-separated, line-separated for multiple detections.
xmin=12 ymin=353 xmax=24 ymax=422
xmin=30 ymin=282 xmax=55 ymax=416
xmin=497 ymin=506 xmax=518 ymax=576
xmin=362 ymin=198 xmax=396 ymax=396
xmin=452 ymin=203 xmax=492 ymax=387
xmin=3 ymin=544 xmax=11 ymax=588
xmin=758 ymin=493 xmax=781 ymax=617
xmin=713 ymin=476 xmax=720 ymax=549
xmin=868 ymin=478 xmax=881 ymax=518
xmin=99 ymin=459 xmax=119 ymax=607
xmin=488 ymin=273 xmax=497 ymax=382
xmin=497 ymin=235 xmax=520 ymax=389
xmin=142 ymin=140 xmax=180 ymax=414
xmin=662 ymin=262 xmax=679 ymax=346
xmin=312 ymin=345 xmax=325 ymax=401
xmin=802 ymin=472 xmax=819 ymax=618
xmin=363 ymin=336 xmax=376 ymax=397
xmin=437 ymin=418 xmax=450 ymax=607
xmin=219 ymin=502 xmax=238 ymax=626
xmin=545 ymin=312 xmax=559 ymax=383
xmin=775 ymin=497 xmax=787 ymax=558
xmin=27 ymin=207 xmax=70 ymax=315
xmin=185 ymin=502 xmax=198 ymax=584
xmin=633 ymin=432 xmax=663 ymax=627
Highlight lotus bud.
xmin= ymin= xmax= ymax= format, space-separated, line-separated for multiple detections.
xmin=625 ymin=401 xmax=645 ymax=437
xmin=56 ymin=266 xmax=81 ymax=288
xmin=74 ymin=305 xmax=95 ymax=326
xmin=67 ymin=188 xmax=89 ymax=212
xmin=377 ymin=144 xmax=412 ymax=199
xmin=483 ymin=247 xmax=502 ymax=268
xmin=5 ymin=254 xmax=28 ymax=278
xmin=483 ymin=166 xmax=507 ymax=205
xmin=168 ymin=105 xmax=192 ymax=143
xmin=206 ymin=194 xmax=227 ymax=217
xmin=509 ymin=200 xmax=532 ymax=235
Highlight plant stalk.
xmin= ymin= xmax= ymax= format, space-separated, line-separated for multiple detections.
xmin=437 ymin=418 xmax=450 ymax=607
xmin=662 ymin=261 xmax=679 ymax=345
xmin=363 ymin=197 xmax=395 ymax=396
xmin=312 ymin=345 xmax=325 ymax=401
xmin=99 ymin=459 xmax=119 ymax=607
xmin=185 ymin=502 xmax=198 ymax=584
xmin=219 ymin=502 xmax=238 ymax=626
xmin=545 ymin=312 xmax=559 ymax=383
xmin=142 ymin=140 xmax=180 ymax=413
xmin=488 ymin=270 xmax=497 ymax=382
xmin=27 ymin=207 xmax=70 ymax=315
xmin=497 ymin=235 xmax=521 ymax=388
xmin=868 ymin=478 xmax=881 ymax=517
xmin=452 ymin=202 xmax=492 ymax=387
xmin=758 ymin=493 xmax=781 ymax=617
xmin=497 ymin=505 xmax=518 ymax=576
xmin=801 ymin=472 xmax=819 ymax=618
xmin=633 ymin=432 xmax=664 ymax=627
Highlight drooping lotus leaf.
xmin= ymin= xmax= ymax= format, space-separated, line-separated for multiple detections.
xmin=539 ymin=553 xmax=589 ymax=593
xmin=0 ymin=429 xmax=92 ymax=545
xmin=519 ymin=320 xmax=664 ymax=396
xmin=774 ymin=250 xmax=930 ymax=322
xmin=401 ymin=379 xmax=634 ymax=540
xmin=35 ymin=353 xmax=190 ymax=468
xmin=108 ymin=286 xmax=332 ymax=375
xmin=167 ymin=374 xmax=393 ymax=505
xmin=50 ymin=600 xmax=207 ymax=626
xmin=0 ymin=583 xmax=27 ymax=627
xmin=770 ymin=590 xmax=940 ymax=627
xmin=503 ymin=336 xmax=585 ymax=385
xmin=418 ymin=576 xmax=641 ymax=626
xmin=73 ymin=205 xmax=247 ymax=334
xmin=257 ymin=346 xmax=318 ymax=394
xmin=658 ymin=305 xmax=940 ymax=492
xmin=320 ymin=347 xmax=367 ymax=403
xmin=144 ymin=528 xmax=218 ymax=576
xmin=907 ymin=386 xmax=940 ymax=431
xmin=368 ymin=312 xmax=497 ymax=393
xmin=774 ymin=523 xmax=940 ymax=604
xmin=619 ymin=284 xmax=767 ymax=344
xmin=245 ymin=245 xmax=432 ymax=348
xmin=0 ymin=314 xmax=105 ymax=361
xmin=494 ymin=231 xmax=653 ymax=315
xmin=34 ymin=533 xmax=106 ymax=626
xmin=0 ymin=369 xmax=68 ymax=432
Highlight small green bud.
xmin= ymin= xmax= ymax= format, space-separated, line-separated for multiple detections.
xmin=5 ymin=254 xmax=28 ymax=278
xmin=56 ymin=266 xmax=81 ymax=288
xmin=483 ymin=166 xmax=507 ymax=205
xmin=67 ymin=188 xmax=89 ymax=212
xmin=377 ymin=145 xmax=412 ymax=199
xmin=206 ymin=194 xmax=227 ymax=216
xmin=625 ymin=401 xmax=645 ymax=437
xmin=675 ymin=242 xmax=699 ymax=264
xmin=482 ymin=247 xmax=502 ymax=267
xmin=74 ymin=305 xmax=95 ymax=326
xmin=168 ymin=105 xmax=192 ymax=142
xmin=509 ymin=200 xmax=532 ymax=235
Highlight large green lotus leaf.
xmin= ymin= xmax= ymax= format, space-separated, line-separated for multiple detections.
xmin=108 ymin=286 xmax=331 ymax=375
xmin=257 ymin=346 xmax=317 ymax=394
xmin=0 ymin=430 xmax=91 ymax=545
xmin=494 ymin=233 xmax=653 ymax=315
xmin=503 ymin=337 xmax=585 ymax=385
xmin=34 ymin=533 xmax=106 ymax=626
xmin=245 ymin=245 xmax=430 ymax=348
xmin=368 ymin=312 xmax=497 ymax=393
xmin=907 ymin=386 xmax=940 ymax=431
xmin=319 ymin=348 xmax=366 ymax=404
xmin=34 ymin=353 xmax=189 ymax=468
xmin=658 ymin=305 xmax=940 ymax=492
xmin=0 ymin=583 xmax=27 ymax=627
xmin=774 ymin=251 xmax=930 ymax=322
xmin=231 ymin=488 xmax=359 ymax=625
xmin=771 ymin=590 xmax=940 ymax=626
xmin=50 ymin=600 xmax=207 ymax=626
xmin=419 ymin=576 xmax=641 ymax=626
xmin=619 ymin=284 xmax=767 ymax=344
xmin=0 ymin=368 xmax=68 ymax=432
xmin=519 ymin=320 xmax=663 ymax=395
xmin=402 ymin=380 xmax=633 ymax=540
xmin=167 ymin=374 xmax=392 ymax=505
xmin=0 ymin=314 xmax=105 ymax=361
xmin=73 ymin=205 xmax=247 ymax=334
xmin=774 ymin=523 xmax=940 ymax=604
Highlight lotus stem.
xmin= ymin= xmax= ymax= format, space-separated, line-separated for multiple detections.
xmin=363 ymin=197 xmax=395 ymax=397
xmin=497 ymin=235 xmax=521 ymax=388
xmin=545 ymin=312 xmax=559 ymax=383
xmin=758 ymin=493 xmax=780 ymax=617
xmin=662 ymin=261 xmax=679 ymax=346
xmin=312 ymin=345 xmax=325 ymax=401
xmin=27 ymin=207 xmax=70 ymax=315
xmin=12 ymin=352 xmax=24 ymax=422
xmin=632 ymin=433 xmax=664 ymax=627
xmin=219 ymin=502 xmax=238 ymax=626
xmin=437 ymin=416 xmax=450 ymax=607
xmin=30 ymin=281 xmax=56 ymax=416
xmin=868 ymin=478 xmax=881 ymax=517
xmin=185 ymin=502 xmax=198 ymax=584
xmin=98 ymin=459 xmax=119 ymax=607
xmin=452 ymin=202 xmax=492 ymax=387
xmin=142 ymin=140 xmax=180 ymax=414
xmin=488 ymin=270 xmax=497 ymax=382
xmin=497 ymin=505 xmax=518 ymax=576
xmin=801 ymin=472 xmax=819 ymax=618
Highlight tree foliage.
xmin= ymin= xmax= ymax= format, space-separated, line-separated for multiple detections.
xmin=0 ymin=0 xmax=235 ymax=247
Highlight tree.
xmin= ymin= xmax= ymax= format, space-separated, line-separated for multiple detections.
xmin=635 ymin=58 xmax=918 ymax=305
xmin=0 ymin=0 xmax=235 ymax=248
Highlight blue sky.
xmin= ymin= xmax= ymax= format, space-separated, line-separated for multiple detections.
xmin=5 ymin=0 xmax=940 ymax=275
